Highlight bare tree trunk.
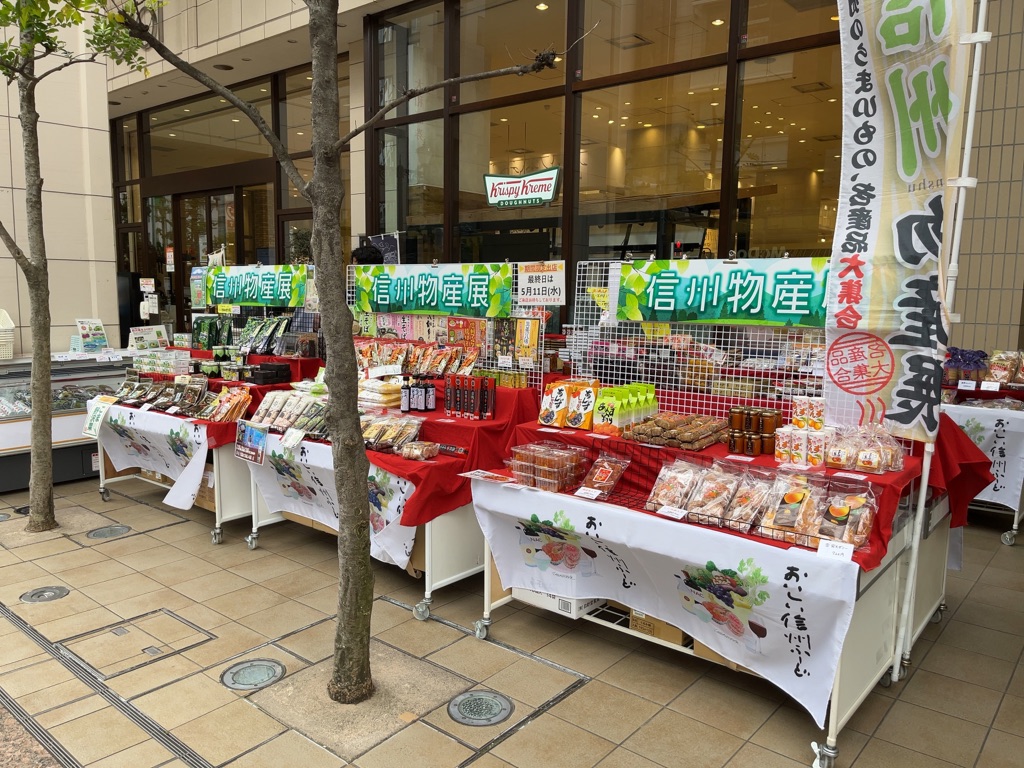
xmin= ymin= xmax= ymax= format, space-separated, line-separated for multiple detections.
xmin=18 ymin=55 xmax=56 ymax=532
xmin=305 ymin=0 xmax=375 ymax=704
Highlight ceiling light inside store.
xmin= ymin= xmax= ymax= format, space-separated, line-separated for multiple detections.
xmin=608 ymin=120 xmax=614 ymax=124
xmin=593 ymin=114 xmax=599 ymax=118
xmin=261 ymin=88 xmax=267 ymax=92
xmin=688 ymin=91 xmax=694 ymax=95
xmin=297 ymin=132 xmax=304 ymax=135
xmin=151 ymin=116 xmax=157 ymax=121
xmin=554 ymin=56 xmax=562 ymax=62
xmin=213 ymin=64 xmax=234 ymax=71
xmin=536 ymin=2 xmax=548 ymax=9
xmin=168 ymin=133 xmax=176 ymax=137
xmin=307 ymin=76 xmax=313 ymax=80
xmin=644 ymin=123 xmax=652 ymax=127
xmin=746 ymin=134 xmax=752 ymax=138
xmin=831 ymin=15 xmax=840 ymax=21
xmin=697 ymin=124 xmax=706 ymax=129
xmin=500 ymin=118 xmax=508 ymax=122
xmin=624 ymin=102 xmax=631 ymax=105
xmin=621 ymin=116 xmax=628 ymax=120
xmin=232 ymin=119 xmax=240 ymax=122
xmin=828 ymin=98 xmax=837 ymax=102
xmin=799 ymin=139 xmax=805 ymax=143
xmin=712 ymin=19 xmax=725 ymax=26
xmin=817 ymin=168 xmax=825 ymax=172
xmin=771 ymin=166 xmax=778 ymax=169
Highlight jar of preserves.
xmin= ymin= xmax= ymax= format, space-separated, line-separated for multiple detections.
xmin=762 ymin=432 xmax=776 ymax=456
xmin=744 ymin=409 xmax=761 ymax=434
xmin=729 ymin=407 xmax=745 ymax=431
xmin=728 ymin=431 xmax=746 ymax=454
xmin=744 ymin=432 xmax=762 ymax=457
xmin=761 ymin=410 xmax=778 ymax=434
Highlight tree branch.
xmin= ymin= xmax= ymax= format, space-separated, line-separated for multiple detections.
xmin=334 ymin=52 xmax=556 ymax=153
xmin=34 ymin=52 xmax=100 ymax=83
xmin=0 ymin=217 xmax=33 ymax=274
xmin=112 ymin=5 xmax=308 ymax=197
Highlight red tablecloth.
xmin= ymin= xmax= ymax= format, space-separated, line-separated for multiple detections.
xmin=507 ymin=422 xmax=934 ymax=571
xmin=168 ymin=348 xmax=323 ymax=382
xmin=366 ymin=451 xmax=471 ymax=526
xmin=140 ymin=374 xmax=292 ymax=418
xmin=920 ymin=413 xmax=995 ymax=528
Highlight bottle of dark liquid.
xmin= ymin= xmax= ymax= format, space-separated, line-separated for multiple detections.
xmin=412 ymin=375 xmax=425 ymax=412
xmin=400 ymin=377 xmax=411 ymax=413
xmin=425 ymin=378 xmax=436 ymax=411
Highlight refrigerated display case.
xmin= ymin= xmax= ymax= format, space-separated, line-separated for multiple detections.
xmin=0 ymin=355 xmax=134 ymax=492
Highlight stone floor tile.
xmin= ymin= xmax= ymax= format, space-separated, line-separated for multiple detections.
xmin=622 ymin=708 xmax=742 ymax=768
xmin=482 ymin=657 xmax=579 ymax=708
xmin=355 ymin=722 xmax=472 ymax=768
xmin=898 ymin=669 xmax=1002 ymax=726
xmin=227 ymin=730 xmax=346 ymax=768
xmin=873 ymin=700 xmax=987 ymax=767
xmin=550 ymin=680 xmax=661 ymax=743
xmin=493 ymin=713 xmax=615 ymax=768
xmin=171 ymin=699 xmax=286 ymax=766
xmin=668 ymin=675 xmax=779 ymax=739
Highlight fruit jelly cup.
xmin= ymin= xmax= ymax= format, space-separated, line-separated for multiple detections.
xmin=535 ymin=477 xmax=562 ymax=492
xmin=511 ymin=470 xmax=535 ymax=487
xmin=535 ymin=465 xmax=572 ymax=481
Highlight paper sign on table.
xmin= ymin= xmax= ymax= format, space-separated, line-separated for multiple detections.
xmin=818 ymin=540 xmax=855 ymax=561
xmin=234 ymin=421 xmax=269 ymax=465
xmin=981 ymin=381 xmax=1000 ymax=391
xmin=282 ymin=428 xmax=306 ymax=449
xmin=957 ymin=379 xmax=977 ymax=391
xmin=82 ymin=396 xmax=118 ymax=438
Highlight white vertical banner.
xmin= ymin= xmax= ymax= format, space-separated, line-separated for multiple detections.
xmin=825 ymin=0 xmax=972 ymax=442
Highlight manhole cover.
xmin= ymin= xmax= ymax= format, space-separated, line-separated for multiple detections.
xmin=447 ymin=691 xmax=514 ymax=727
xmin=221 ymin=659 xmax=286 ymax=691
xmin=0 ymin=513 xmax=9 ymax=522
xmin=21 ymin=586 xmax=70 ymax=603
xmin=87 ymin=525 xmax=132 ymax=539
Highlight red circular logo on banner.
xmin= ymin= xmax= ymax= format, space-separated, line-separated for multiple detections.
xmin=826 ymin=333 xmax=895 ymax=395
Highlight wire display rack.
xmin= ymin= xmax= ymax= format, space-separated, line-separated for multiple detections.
xmin=345 ymin=263 xmax=559 ymax=397
xmin=570 ymin=259 xmax=828 ymax=423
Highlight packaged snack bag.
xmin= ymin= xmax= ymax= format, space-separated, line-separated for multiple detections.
xmin=686 ymin=464 xmax=743 ymax=526
xmin=723 ymin=470 xmax=779 ymax=533
xmin=566 ymin=384 xmax=597 ymax=430
xmin=645 ymin=460 xmax=703 ymax=513
xmin=538 ymin=382 xmax=570 ymax=427
xmin=579 ymin=453 xmax=630 ymax=499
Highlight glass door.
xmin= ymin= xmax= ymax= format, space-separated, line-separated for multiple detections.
xmin=174 ymin=190 xmax=234 ymax=330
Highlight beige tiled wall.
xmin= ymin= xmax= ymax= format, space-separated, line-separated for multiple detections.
xmin=0 ymin=31 xmax=118 ymax=357
xmin=951 ymin=0 xmax=1024 ymax=352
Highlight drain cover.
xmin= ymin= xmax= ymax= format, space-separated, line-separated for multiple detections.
xmin=448 ymin=691 xmax=514 ymax=727
xmin=87 ymin=525 xmax=132 ymax=539
xmin=21 ymin=586 xmax=70 ymax=603
xmin=0 ymin=513 xmax=9 ymax=522
xmin=221 ymin=659 xmax=286 ymax=691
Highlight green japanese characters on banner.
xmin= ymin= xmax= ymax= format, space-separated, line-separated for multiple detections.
xmin=352 ymin=263 xmax=513 ymax=318
xmin=616 ymin=258 xmax=829 ymax=327
xmin=205 ymin=265 xmax=308 ymax=308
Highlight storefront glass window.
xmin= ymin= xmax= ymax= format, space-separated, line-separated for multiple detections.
xmin=380 ymin=119 xmax=444 ymax=264
xmin=117 ymin=184 xmax=142 ymax=225
xmin=283 ymin=219 xmax=314 ymax=265
xmin=281 ymin=62 xmax=350 ymax=153
xmin=733 ymin=47 xmax=841 ymax=258
xmin=115 ymin=117 xmax=140 ymax=181
xmin=459 ymin=0 xmax=566 ymax=103
xmin=457 ymin=98 xmax=564 ymax=262
xmin=744 ymin=0 xmax=839 ymax=47
xmin=578 ymin=69 xmax=726 ymax=258
xmin=145 ymin=194 xmax=174 ymax=294
xmin=282 ymin=157 xmax=315 ymax=209
xmin=582 ymin=0 xmax=730 ymax=80
xmin=144 ymin=82 xmax=273 ymax=176
xmin=378 ymin=4 xmax=444 ymax=118
xmin=241 ymin=184 xmax=276 ymax=265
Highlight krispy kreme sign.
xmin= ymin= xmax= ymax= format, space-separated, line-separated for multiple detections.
xmin=484 ymin=167 xmax=561 ymax=208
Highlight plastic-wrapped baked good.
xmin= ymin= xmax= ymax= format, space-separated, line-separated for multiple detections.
xmin=400 ymin=441 xmax=439 ymax=461
xmin=825 ymin=427 xmax=860 ymax=470
xmin=645 ymin=461 xmax=703 ymax=513
xmin=986 ymin=350 xmax=1020 ymax=383
xmin=759 ymin=474 xmax=825 ymax=546
xmin=686 ymin=465 xmax=743 ymax=526
xmin=723 ymin=471 xmax=779 ymax=532
xmin=579 ymin=453 xmax=630 ymax=499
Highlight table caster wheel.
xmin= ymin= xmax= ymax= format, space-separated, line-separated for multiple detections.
xmin=211 ymin=528 xmax=223 ymax=545
xmin=1002 ymin=531 xmax=1016 ymax=546
xmin=473 ymin=620 xmax=488 ymax=639
xmin=930 ymin=608 xmax=943 ymax=624
xmin=246 ymin=534 xmax=259 ymax=550
xmin=878 ymin=671 xmax=892 ymax=688
xmin=811 ymin=741 xmax=837 ymax=768
xmin=99 ymin=488 xmax=110 ymax=502
xmin=413 ymin=602 xmax=430 ymax=621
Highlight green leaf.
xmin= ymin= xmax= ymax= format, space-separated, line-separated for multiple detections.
xmin=624 ymin=292 xmax=643 ymax=322
xmin=486 ymin=293 xmax=504 ymax=317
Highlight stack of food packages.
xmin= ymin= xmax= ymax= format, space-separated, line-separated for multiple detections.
xmin=624 ymin=412 xmax=729 ymax=450
xmin=237 ymin=316 xmax=293 ymax=355
xmin=538 ymin=379 xmax=658 ymax=434
xmin=358 ymin=378 xmax=403 ymax=410
xmin=360 ymin=412 xmax=425 ymax=455
xmin=821 ymin=425 xmax=905 ymax=474
xmin=354 ymin=340 xmax=479 ymax=379
xmin=647 ymin=460 xmax=877 ymax=550
xmin=508 ymin=442 xmax=591 ymax=492
xmin=191 ymin=315 xmax=234 ymax=351
xmin=112 ymin=371 xmax=247 ymax=422
xmin=248 ymin=391 xmax=328 ymax=436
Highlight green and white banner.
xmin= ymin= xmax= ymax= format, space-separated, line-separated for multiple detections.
xmin=616 ymin=258 xmax=829 ymax=327
xmin=205 ymin=265 xmax=308 ymax=307
xmin=352 ymin=263 xmax=513 ymax=318
xmin=824 ymin=0 xmax=971 ymax=442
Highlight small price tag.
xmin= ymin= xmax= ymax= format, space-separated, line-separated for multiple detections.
xmin=657 ymin=505 xmax=687 ymax=520
xmin=497 ymin=355 xmax=514 ymax=369
xmin=54 ymin=354 xmax=71 ymax=362
xmin=574 ymin=486 xmax=603 ymax=499
xmin=518 ymin=357 xmax=535 ymax=370
xmin=282 ymin=428 xmax=306 ymax=449
xmin=109 ymin=354 xmax=123 ymax=362
xmin=818 ymin=539 xmax=855 ymax=561
xmin=833 ymin=471 xmax=867 ymax=480
xmin=590 ymin=433 xmax=612 ymax=439
xmin=981 ymin=381 xmax=1000 ymax=392
xmin=96 ymin=355 xmax=111 ymax=362
xmin=436 ymin=418 xmax=457 ymax=423
xmin=957 ymin=379 xmax=977 ymax=391
xmin=537 ymin=427 xmax=564 ymax=433
xmin=139 ymin=403 xmax=154 ymax=411
xmin=728 ymin=455 xmax=755 ymax=462
xmin=166 ymin=406 xmax=181 ymax=415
